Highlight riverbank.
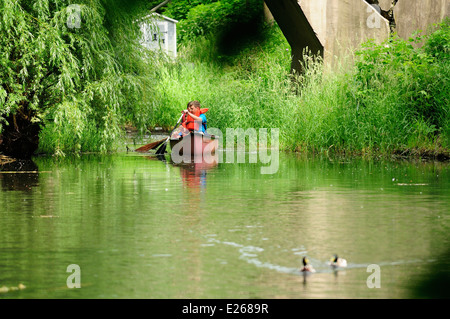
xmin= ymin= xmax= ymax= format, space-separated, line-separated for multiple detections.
xmin=31 ymin=19 xmax=449 ymax=159
xmin=138 ymin=19 xmax=449 ymax=161
xmin=123 ymin=126 xmax=449 ymax=163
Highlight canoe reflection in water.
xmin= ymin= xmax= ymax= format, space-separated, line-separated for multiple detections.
xmin=168 ymin=131 xmax=219 ymax=189
xmin=171 ymin=152 xmax=218 ymax=190
xmin=146 ymin=150 xmax=218 ymax=190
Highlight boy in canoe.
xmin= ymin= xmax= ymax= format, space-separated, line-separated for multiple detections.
xmin=171 ymin=100 xmax=208 ymax=138
xmin=182 ymin=100 xmax=207 ymax=134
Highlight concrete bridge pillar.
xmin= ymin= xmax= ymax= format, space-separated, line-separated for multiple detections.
xmin=264 ymin=0 xmax=324 ymax=74
xmin=298 ymin=0 xmax=390 ymax=66
xmin=379 ymin=0 xmax=450 ymax=43
xmin=264 ymin=0 xmax=449 ymax=72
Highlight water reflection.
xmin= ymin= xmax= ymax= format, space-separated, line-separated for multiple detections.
xmin=144 ymin=153 xmax=219 ymax=190
xmin=171 ymin=153 xmax=218 ymax=190
xmin=411 ymin=247 xmax=450 ymax=298
xmin=0 ymin=152 xmax=448 ymax=298
xmin=0 ymin=159 xmax=39 ymax=192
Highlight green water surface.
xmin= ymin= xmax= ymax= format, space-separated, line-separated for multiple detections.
xmin=0 ymin=152 xmax=448 ymax=299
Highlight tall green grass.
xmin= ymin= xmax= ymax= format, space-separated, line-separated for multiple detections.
xmin=148 ymin=26 xmax=295 ymax=143
xmin=35 ymin=14 xmax=448 ymax=158
xmin=147 ymin=19 xmax=449 ymax=157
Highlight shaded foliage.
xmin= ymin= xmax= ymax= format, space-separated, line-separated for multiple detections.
xmin=163 ymin=0 xmax=265 ymax=52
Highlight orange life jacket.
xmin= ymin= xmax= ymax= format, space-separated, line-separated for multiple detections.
xmin=182 ymin=108 xmax=208 ymax=131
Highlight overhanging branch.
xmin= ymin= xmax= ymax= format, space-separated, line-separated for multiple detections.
xmin=150 ymin=0 xmax=172 ymax=13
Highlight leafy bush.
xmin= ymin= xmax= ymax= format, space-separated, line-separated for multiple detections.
xmin=0 ymin=0 xmax=156 ymax=156
xmin=353 ymin=18 xmax=450 ymax=150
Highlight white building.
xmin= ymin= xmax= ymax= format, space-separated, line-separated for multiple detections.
xmin=140 ymin=13 xmax=178 ymax=58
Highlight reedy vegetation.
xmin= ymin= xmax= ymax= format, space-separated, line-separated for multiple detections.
xmin=1 ymin=0 xmax=448 ymax=157
xmin=152 ymin=12 xmax=449 ymax=157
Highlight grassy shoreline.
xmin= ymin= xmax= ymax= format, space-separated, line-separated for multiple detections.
xmin=138 ymin=20 xmax=449 ymax=160
xmin=124 ymin=125 xmax=449 ymax=162
xmin=35 ymin=19 xmax=449 ymax=161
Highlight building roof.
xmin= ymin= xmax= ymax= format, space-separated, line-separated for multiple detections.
xmin=141 ymin=12 xmax=178 ymax=24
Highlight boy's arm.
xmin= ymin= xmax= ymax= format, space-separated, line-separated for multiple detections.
xmin=185 ymin=111 xmax=202 ymax=121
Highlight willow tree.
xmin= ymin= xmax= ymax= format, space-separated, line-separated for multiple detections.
xmin=0 ymin=0 xmax=159 ymax=158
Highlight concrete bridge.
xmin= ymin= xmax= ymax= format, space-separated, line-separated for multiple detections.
xmin=264 ymin=0 xmax=449 ymax=73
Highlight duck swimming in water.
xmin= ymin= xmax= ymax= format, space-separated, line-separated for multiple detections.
xmin=329 ymin=254 xmax=347 ymax=268
xmin=300 ymin=257 xmax=316 ymax=273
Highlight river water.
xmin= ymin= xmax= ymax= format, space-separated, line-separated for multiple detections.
xmin=0 ymin=150 xmax=448 ymax=299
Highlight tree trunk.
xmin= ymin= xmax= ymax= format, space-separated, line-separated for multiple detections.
xmin=0 ymin=113 xmax=40 ymax=159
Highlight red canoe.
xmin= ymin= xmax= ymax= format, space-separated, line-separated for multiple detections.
xmin=170 ymin=132 xmax=218 ymax=157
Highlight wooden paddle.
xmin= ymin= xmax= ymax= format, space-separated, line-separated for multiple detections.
xmin=155 ymin=112 xmax=184 ymax=155
xmin=136 ymin=113 xmax=184 ymax=155
xmin=135 ymin=137 xmax=167 ymax=153
xmin=155 ymin=112 xmax=185 ymax=155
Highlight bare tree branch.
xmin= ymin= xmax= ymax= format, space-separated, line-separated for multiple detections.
xmin=150 ymin=0 xmax=172 ymax=13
